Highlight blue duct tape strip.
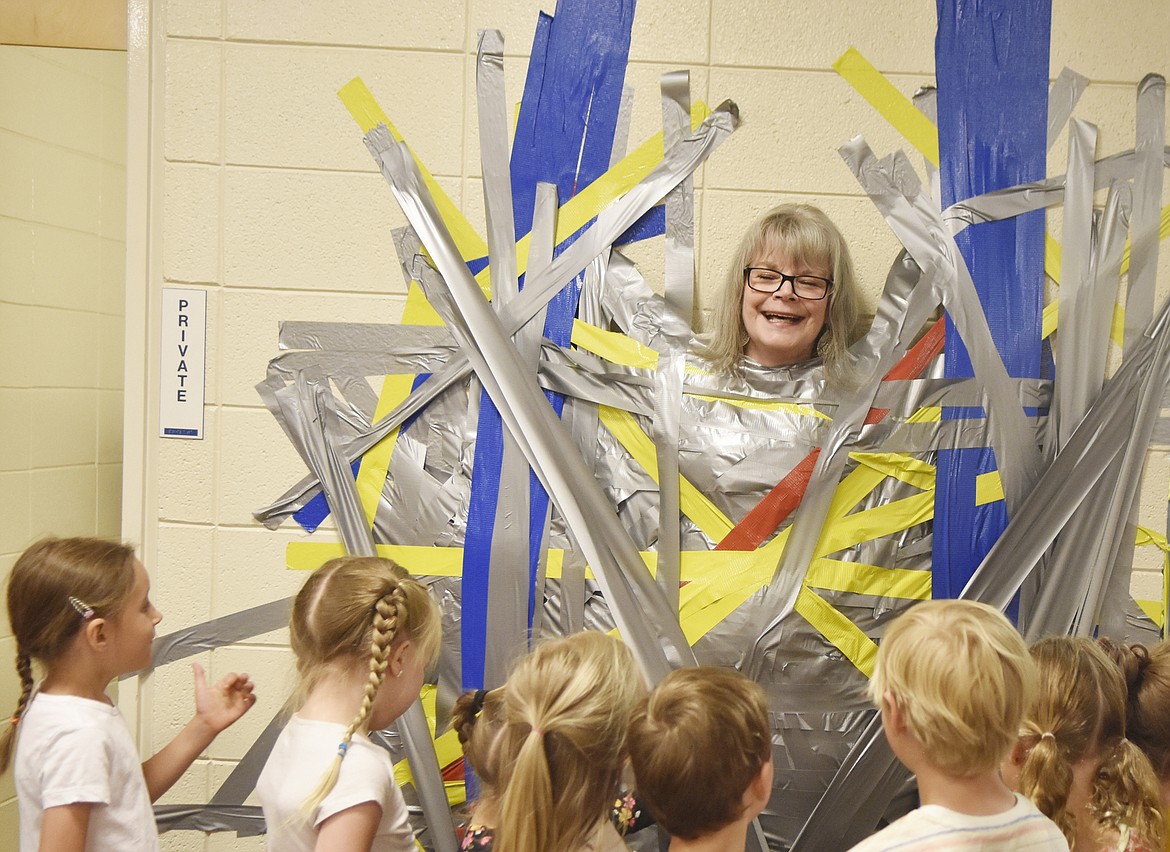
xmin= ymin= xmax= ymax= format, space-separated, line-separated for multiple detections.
xmin=933 ymin=0 xmax=1050 ymax=600
xmin=615 ymin=204 xmax=666 ymax=247
xmin=461 ymin=0 xmax=636 ymax=688
xmin=293 ymin=374 xmax=432 ymax=534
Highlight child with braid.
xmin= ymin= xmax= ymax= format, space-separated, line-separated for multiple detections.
xmin=1004 ymin=637 xmax=1165 ymax=852
xmin=2 ymin=537 xmax=256 ymax=851
xmin=257 ymin=555 xmax=441 ymax=851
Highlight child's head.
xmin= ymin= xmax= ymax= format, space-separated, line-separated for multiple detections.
xmin=492 ymin=631 xmax=646 ymax=852
xmin=869 ymin=599 xmax=1034 ymax=777
xmin=627 ymin=666 xmax=772 ymax=841
xmin=290 ymin=556 xmax=440 ymax=809
xmin=1012 ymin=636 xmax=1164 ymax=847
xmin=452 ymin=687 xmax=506 ymax=800
xmin=1098 ymin=637 xmax=1170 ymax=783
xmin=2 ymin=537 xmax=154 ymax=771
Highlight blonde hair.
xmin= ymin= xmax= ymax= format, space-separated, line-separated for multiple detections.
xmin=869 ymin=599 xmax=1035 ymax=776
xmin=493 ymin=631 xmax=645 ymax=852
xmin=451 ymin=687 xmax=506 ymax=799
xmin=290 ymin=556 xmax=441 ymax=814
xmin=627 ymin=667 xmax=770 ymax=840
xmin=1 ymin=537 xmax=137 ymax=772
xmin=702 ymin=203 xmax=862 ymax=385
xmin=1017 ymin=636 xmax=1164 ymax=849
xmin=1099 ymin=638 xmax=1170 ymax=781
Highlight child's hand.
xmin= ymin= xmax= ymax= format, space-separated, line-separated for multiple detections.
xmin=192 ymin=662 xmax=256 ymax=734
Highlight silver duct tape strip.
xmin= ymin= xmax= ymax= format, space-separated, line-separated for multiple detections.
xmin=278 ymin=321 xmax=453 ymax=352
xmin=1047 ymin=67 xmax=1090 ymax=151
xmin=155 ymin=804 xmax=266 ymax=836
xmin=370 ymin=136 xmax=696 ymax=683
xmin=840 ymin=139 xmax=1042 ymax=510
xmin=911 ymin=87 xmax=941 ymax=210
xmin=477 ymin=29 xmax=534 ymax=686
xmin=603 ymin=249 xmax=697 ymax=351
xmin=869 ymin=376 xmax=1051 ymax=414
xmin=527 ymin=182 xmax=567 ymax=640
xmin=653 ymin=70 xmax=694 ymax=613
xmin=266 ymin=349 xmax=458 ymax=381
xmin=256 ymin=101 xmax=738 ymax=531
xmin=1125 ymin=74 xmax=1166 ymax=354
xmin=1052 ymin=118 xmax=1099 ymax=450
xmin=209 ymin=695 xmax=299 ymax=805
xmin=964 ymin=286 xmax=1170 ymax=620
xmin=145 ymin=598 xmax=292 ymax=670
xmin=941 ymin=145 xmax=1170 ymax=230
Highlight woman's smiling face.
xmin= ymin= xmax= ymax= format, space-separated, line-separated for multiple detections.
xmin=741 ymin=244 xmax=831 ymax=367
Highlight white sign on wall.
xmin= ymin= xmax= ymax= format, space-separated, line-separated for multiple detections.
xmin=159 ymin=287 xmax=207 ymax=439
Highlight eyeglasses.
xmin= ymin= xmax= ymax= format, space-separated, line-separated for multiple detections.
xmin=743 ymin=267 xmax=832 ymax=300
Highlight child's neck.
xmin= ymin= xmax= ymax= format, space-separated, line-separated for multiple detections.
xmin=39 ymin=648 xmax=117 ymax=704
xmin=298 ymin=661 xmax=368 ymax=726
xmin=669 ymin=818 xmax=750 ymax=852
xmin=915 ymin=764 xmax=1017 ymax=817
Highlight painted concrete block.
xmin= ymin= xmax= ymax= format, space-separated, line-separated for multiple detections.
xmin=165 ymin=40 xmax=223 ymax=164
xmin=0 ymin=390 xmax=30 ymax=473
xmin=28 ymin=388 xmax=98 ymax=469
xmin=155 ymin=523 xmax=216 ymax=628
xmin=29 ymin=464 xmax=97 ymax=539
xmin=223 ymin=44 xmax=463 ymax=174
xmin=166 ymin=0 xmax=224 ymax=39
xmin=227 ymin=0 xmax=465 ymax=50
xmin=216 ymin=406 xmax=312 ymax=526
xmin=0 ymin=473 xmax=31 ymax=555
xmin=164 ymin=163 xmax=222 ymax=284
xmin=157 ymin=407 xmax=218 ymax=523
xmin=95 ymin=462 xmax=122 ymax=538
xmin=1051 ymin=0 xmax=1170 ymax=82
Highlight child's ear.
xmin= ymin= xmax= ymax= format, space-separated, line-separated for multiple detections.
xmin=743 ymin=758 xmax=774 ymax=819
xmin=1006 ymin=738 xmax=1029 ymax=768
xmin=388 ymin=640 xmax=413 ymax=678
xmin=882 ymin=691 xmax=907 ymax=734
xmin=83 ymin=618 xmax=110 ymax=652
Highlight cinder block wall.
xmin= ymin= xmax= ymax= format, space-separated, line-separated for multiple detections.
xmin=137 ymin=2 xmax=1169 ymax=850
xmin=0 ymin=44 xmax=126 ymax=843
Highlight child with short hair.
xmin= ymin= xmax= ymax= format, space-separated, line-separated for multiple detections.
xmin=626 ymin=666 xmax=773 ymax=850
xmin=849 ymin=599 xmax=1068 ymax=851
xmin=2 ymin=536 xmax=256 ymax=851
xmin=1005 ymin=637 xmax=1165 ymax=852
xmin=256 ymin=555 xmax=441 ymax=851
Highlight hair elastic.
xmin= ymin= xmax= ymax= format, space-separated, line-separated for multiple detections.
xmin=67 ymin=596 xmax=95 ymax=620
xmin=1039 ymin=731 xmax=1056 ymax=741
xmin=336 ymin=741 xmax=349 ymax=757
xmin=8 ymin=714 xmax=19 ymax=727
xmin=471 ymin=689 xmax=488 ymax=718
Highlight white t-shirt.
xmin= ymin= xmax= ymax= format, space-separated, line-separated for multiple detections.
xmin=256 ymin=714 xmax=415 ymax=852
xmin=15 ymin=692 xmax=160 ymax=852
xmin=848 ymin=794 xmax=1069 ymax=851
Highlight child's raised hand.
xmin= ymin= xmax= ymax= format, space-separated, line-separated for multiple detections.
xmin=192 ymin=662 xmax=256 ymax=734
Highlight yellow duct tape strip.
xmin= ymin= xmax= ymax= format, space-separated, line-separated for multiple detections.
xmin=1135 ymin=525 xmax=1169 ymax=631
xmin=805 ymin=558 xmax=931 ymax=601
xmin=287 ymin=542 xmax=572 ymax=579
xmin=677 ymin=539 xmax=785 ymax=644
xmin=355 ymin=375 xmax=417 ymax=528
xmin=794 ymin=585 xmax=878 ymax=677
xmin=832 ymin=48 xmax=939 ymax=166
xmin=338 ymin=78 xmax=488 ymax=270
xmin=401 ymin=281 xmax=446 ymax=326
xmin=571 ymin=320 xmax=659 ymax=369
xmin=815 ymin=491 xmax=935 ymax=557
xmin=975 ymin=470 xmax=1005 ymax=506
xmin=849 ymin=452 xmax=935 ymax=491
xmin=598 ymin=405 xmax=735 ymax=542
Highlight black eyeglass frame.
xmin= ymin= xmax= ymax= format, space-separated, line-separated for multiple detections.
xmin=743 ymin=267 xmax=833 ymax=301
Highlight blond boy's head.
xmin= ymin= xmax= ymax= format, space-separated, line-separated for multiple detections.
xmin=627 ymin=666 xmax=772 ymax=840
xmin=869 ymin=599 xmax=1035 ymax=776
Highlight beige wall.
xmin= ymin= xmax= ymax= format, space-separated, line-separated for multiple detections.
xmin=0 ymin=43 xmax=126 ymax=843
xmin=131 ymin=1 xmax=1168 ymax=850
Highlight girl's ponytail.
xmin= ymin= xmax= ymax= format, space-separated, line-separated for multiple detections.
xmin=0 ymin=652 xmax=34 ymax=773
xmin=1015 ymin=730 xmax=1074 ymax=843
xmin=496 ymin=725 xmax=556 ymax=852
xmin=1092 ymin=737 xmax=1165 ymax=850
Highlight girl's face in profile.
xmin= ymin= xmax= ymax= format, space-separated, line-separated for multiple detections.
xmin=741 ymin=244 xmax=831 ymax=367
xmin=107 ymin=559 xmax=163 ymax=675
